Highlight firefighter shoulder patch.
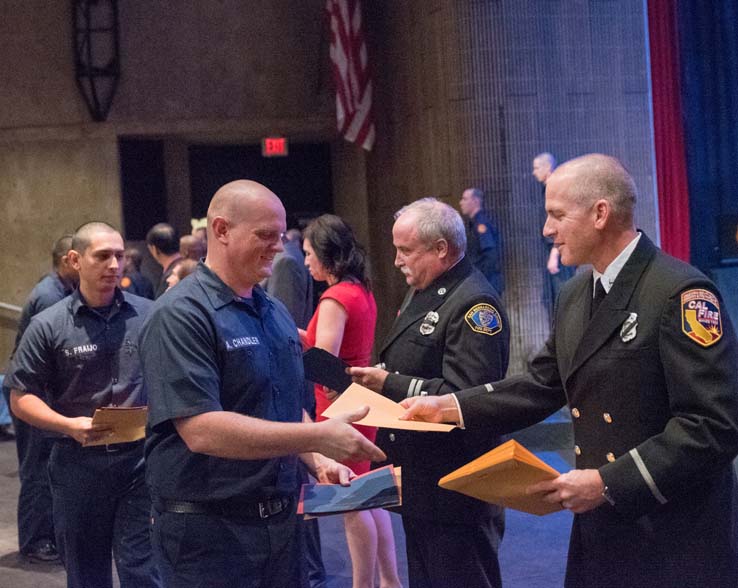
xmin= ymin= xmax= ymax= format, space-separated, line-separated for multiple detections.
xmin=464 ymin=303 xmax=502 ymax=336
xmin=681 ymin=289 xmax=723 ymax=347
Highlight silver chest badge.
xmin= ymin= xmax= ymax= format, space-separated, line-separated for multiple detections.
xmin=419 ymin=311 xmax=439 ymax=336
xmin=620 ymin=312 xmax=638 ymax=342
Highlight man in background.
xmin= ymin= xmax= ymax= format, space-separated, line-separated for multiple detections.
xmin=179 ymin=234 xmax=206 ymax=262
xmin=120 ymin=247 xmax=155 ymax=299
xmin=459 ymin=187 xmax=504 ymax=295
xmin=263 ymin=228 xmax=313 ymax=329
xmin=146 ymin=222 xmax=182 ymax=298
xmin=533 ymin=152 xmax=576 ymax=321
xmin=2 ymin=233 xmax=78 ymax=563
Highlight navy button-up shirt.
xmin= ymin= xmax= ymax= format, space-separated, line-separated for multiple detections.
xmin=13 ymin=271 xmax=74 ymax=353
xmin=140 ymin=263 xmax=309 ymax=503
xmin=7 ymin=288 xmax=152 ymax=419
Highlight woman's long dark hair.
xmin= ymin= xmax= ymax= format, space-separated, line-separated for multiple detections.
xmin=303 ymin=214 xmax=371 ymax=290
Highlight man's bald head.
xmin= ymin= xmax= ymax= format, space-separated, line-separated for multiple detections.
xmin=204 ymin=180 xmax=286 ymax=295
xmin=207 ymin=180 xmax=283 ymax=230
xmin=549 ymin=154 xmax=637 ymax=228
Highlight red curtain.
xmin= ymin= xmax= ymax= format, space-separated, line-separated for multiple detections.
xmin=647 ymin=0 xmax=691 ymax=262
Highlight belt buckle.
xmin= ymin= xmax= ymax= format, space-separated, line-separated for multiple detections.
xmin=104 ymin=444 xmax=119 ymax=453
xmin=258 ymin=502 xmax=269 ymax=519
xmin=258 ymin=498 xmax=284 ymax=519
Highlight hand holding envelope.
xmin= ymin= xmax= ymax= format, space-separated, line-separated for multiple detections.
xmin=83 ymin=406 xmax=147 ymax=447
xmin=321 ymin=383 xmax=455 ymax=432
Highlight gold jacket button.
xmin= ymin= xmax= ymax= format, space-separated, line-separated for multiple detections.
xmin=574 ymin=445 xmax=581 ymax=455
xmin=603 ymin=412 xmax=613 ymax=423
xmin=606 ymin=452 xmax=616 ymax=462
xmin=389 ymin=433 xmax=396 ymax=442
xmin=571 ymin=408 xmax=581 ymax=418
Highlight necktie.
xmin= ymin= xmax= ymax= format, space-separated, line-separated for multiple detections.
xmin=590 ymin=278 xmax=606 ymax=318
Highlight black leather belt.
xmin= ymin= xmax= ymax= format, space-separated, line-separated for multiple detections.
xmin=154 ymin=496 xmax=291 ymax=519
xmin=55 ymin=438 xmax=144 ymax=453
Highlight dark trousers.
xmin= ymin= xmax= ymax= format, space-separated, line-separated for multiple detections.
xmin=2 ymin=385 xmax=54 ymax=552
xmin=151 ymin=504 xmax=301 ymax=588
xmin=402 ymin=515 xmax=503 ymax=588
xmin=48 ymin=440 xmax=159 ymax=588
xmin=298 ymin=517 xmax=326 ymax=588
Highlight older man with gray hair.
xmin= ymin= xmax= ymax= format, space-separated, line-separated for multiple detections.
xmin=350 ymin=197 xmax=510 ymax=588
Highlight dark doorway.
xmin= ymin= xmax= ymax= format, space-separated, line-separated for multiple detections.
xmin=189 ymin=143 xmax=333 ymax=229
xmin=119 ymin=138 xmax=167 ymax=240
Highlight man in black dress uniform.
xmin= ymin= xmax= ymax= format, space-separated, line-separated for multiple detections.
xmin=350 ymin=197 xmax=509 ymax=588
xmin=402 ymin=154 xmax=738 ymax=588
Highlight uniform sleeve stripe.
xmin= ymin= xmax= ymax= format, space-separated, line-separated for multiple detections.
xmin=414 ymin=379 xmax=425 ymax=396
xmin=628 ymin=448 xmax=667 ymax=504
xmin=407 ymin=378 xmax=424 ymax=398
xmin=484 ymin=383 xmax=494 ymax=392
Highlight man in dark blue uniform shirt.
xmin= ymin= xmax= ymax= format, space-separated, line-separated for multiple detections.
xmin=459 ymin=187 xmax=504 ymax=295
xmin=7 ymin=222 xmax=159 ymax=588
xmin=139 ymin=180 xmax=384 ymax=588
xmin=403 ymin=155 xmax=738 ymax=588
xmin=2 ymin=233 xmax=78 ymax=563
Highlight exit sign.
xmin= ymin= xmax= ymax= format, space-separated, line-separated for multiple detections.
xmin=262 ymin=136 xmax=289 ymax=157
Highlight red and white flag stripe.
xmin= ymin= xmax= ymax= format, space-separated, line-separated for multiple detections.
xmin=326 ymin=0 xmax=375 ymax=151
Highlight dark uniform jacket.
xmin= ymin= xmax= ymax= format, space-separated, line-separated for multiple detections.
xmin=378 ymin=256 xmax=509 ymax=525
xmin=263 ymin=240 xmax=313 ymax=329
xmin=465 ymin=210 xmax=504 ymax=295
xmin=457 ymin=233 xmax=738 ymax=587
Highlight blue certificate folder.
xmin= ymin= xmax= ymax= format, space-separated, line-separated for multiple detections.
xmin=298 ymin=465 xmax=401 ymax=516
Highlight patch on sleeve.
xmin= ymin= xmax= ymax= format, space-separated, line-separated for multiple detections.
xmin=464 ymin=303 xmax=502 ymax=336
xmin=120 ymin=276 xmax=131 ymax=288
xmin=476 ymin=223 xmax=487 ymax=234
xmin=681 ymin=289 xmax=723 ymax=347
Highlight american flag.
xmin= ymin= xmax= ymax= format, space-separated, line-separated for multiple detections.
xmin=326 ymin=0 xmax=375 ymax=151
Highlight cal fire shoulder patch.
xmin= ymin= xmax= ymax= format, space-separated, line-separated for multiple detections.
xmin=681 ymin=289 xmax=723 ymax=347
xmin=465 ymin=303 xmax=502 ymax=336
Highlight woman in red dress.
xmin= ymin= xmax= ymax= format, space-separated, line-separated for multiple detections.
xmin=302 ymin=215 xmax=402 ymax=588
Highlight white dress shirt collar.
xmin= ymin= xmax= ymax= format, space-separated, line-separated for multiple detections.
xmin=592 ymin=232 xmax=641 ymax=294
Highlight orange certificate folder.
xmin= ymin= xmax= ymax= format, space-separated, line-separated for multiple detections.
xmin=84 ymin=406 xmax=147 ymax=447
xmin=438 ymin=439 xmax=563 ymax=516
